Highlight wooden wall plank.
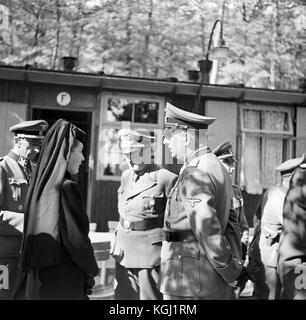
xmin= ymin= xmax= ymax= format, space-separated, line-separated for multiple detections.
xmin=205 ymin=100 xmax=238 ymax=155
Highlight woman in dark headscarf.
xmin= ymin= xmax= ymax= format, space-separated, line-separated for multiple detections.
xmin=278 ymin=165 xmax=306 ymax=299
xmin=14 ymin=119 xmax=99 ymax=300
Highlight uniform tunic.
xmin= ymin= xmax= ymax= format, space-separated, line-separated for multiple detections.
xmin=160 ymin=150 xmax=243 ymax=299
xmin=232 ymin=185 xmax=249 ymax=260
xmin=248 ymin=184 xmax=287 ymax=299
xmin=111 ymin=165 xmax=177 ymax=300
xmin=0 ymin=151 xmax=28 ymax=300
xmin=278 ymin=185 xmax=306 ymax=299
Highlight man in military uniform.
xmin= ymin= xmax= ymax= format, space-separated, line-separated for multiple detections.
xmin=212 ymin=141 xmax=249 ymax=261
xmin=159 ymin=103 xmax=244 ymax=300
xmin=111 ymin=129 xmax=177 ymax=300
xmin=0 ymin=120 xmax=48 ymax=299
xmin=248 ymin=154 xmax=306 ymax=300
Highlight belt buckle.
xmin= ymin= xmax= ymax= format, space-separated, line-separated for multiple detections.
xmin=123 ymin=219 xmax=132 ymax=230
xmin=161 ymin=229 xmax=170 ymax=242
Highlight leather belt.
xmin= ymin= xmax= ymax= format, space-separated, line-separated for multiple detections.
xmin=161 ymin=230 xmax=197 ymax=242
xmin=120 ymin=217 xmax=161 ymax=231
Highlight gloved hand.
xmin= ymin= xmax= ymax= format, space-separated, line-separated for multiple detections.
xmin=236 ymin=266 xmax=256 ymax=288
xmin=84 ymin=275 xmax=95 ymax=296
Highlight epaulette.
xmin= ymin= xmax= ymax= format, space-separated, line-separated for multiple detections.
xmin=189 ymin=157 xmax=200 ymax=168
xmin=149 ymin=170 xmax=158 ymax=181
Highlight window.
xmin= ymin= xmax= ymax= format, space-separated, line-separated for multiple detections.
xmin=97 ymin=94 xmax=164 ymax=180
xmin=106 ymin=97 xmax=159 ymax=123
xmin=239 ymin=104 xmax=294 ymax=194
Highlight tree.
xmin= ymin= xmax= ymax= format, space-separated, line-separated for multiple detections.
xmin=0 ymin=0 xmax=305 ymax=89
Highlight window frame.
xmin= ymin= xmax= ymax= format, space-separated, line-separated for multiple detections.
xmin=97 ymin=93 xmax=165 ymax=181
xmin=240 ymin=104 xmax=294 ymax=136
xmin=101 ymin=92 xmax=164 ymax=126
xmin=238 ymin=103 xmax=294 ymax=191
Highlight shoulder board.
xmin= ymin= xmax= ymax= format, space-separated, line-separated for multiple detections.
xmin=189 ymin=158 xmax=200 ymax=168
xmin=149 ymin=170 xmax=158 ymax=181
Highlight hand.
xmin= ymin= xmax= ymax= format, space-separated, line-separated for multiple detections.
xmin=84 ymin=275 xmax=95 ymax=296
xmin=236 ymin=266 xmax=256 ymax=288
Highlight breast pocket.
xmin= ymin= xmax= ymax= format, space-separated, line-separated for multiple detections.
xmin=142 ymin=193 xmax=165 ymax=216
xmin=8 ymin=178 xmax=28 ymax=201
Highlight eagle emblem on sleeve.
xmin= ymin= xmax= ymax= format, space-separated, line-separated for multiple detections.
xmin=187 ymin=198 xmax=202 ymax=208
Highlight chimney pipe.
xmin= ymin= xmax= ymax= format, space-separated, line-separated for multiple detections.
xmin=62 ymin=56 xmax=77 ymax=71
xmin=187 ymin=70 xmax=200 ymax=82
xmin=298 ymin=77 xmax=306 ymax=93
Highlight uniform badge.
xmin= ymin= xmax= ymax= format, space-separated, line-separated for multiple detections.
xmin=232 ymin=198 xmax=240 ymax=209
xmin=187 ymin=197 xmax=202 ymax=208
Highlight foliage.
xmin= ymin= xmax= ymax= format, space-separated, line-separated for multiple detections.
xmin=0 ymin=0 xmax=305 ymax=89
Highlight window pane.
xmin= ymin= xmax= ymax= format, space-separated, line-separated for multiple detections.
xmin=134 ymin=101 xmax=159 ymax=124
xmin=242 ymin=105 xmax=293 ymax=134
xmin=262 ymin=111 xmax=287 ymax=132
xmin=240 ymin=135 xmax=263 ymax=194
xmin=96 ymin=128 xmax=162 ymax=179
xmin=106 ymin=97 xmax=133 ymax=121
xmin=97 ymin=128 xmax=128 ymax=179
xmin=262 ymin=137 xmax=283 ymax=187
xmin=242 ymin=110 xmax=260 ymax=130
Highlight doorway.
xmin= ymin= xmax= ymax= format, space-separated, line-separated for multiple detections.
xmin=31 ymin=108 xmax=92 ymax=211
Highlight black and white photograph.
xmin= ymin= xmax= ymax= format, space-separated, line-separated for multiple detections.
xmin=0 ymin=0 xmax=306 ymax=308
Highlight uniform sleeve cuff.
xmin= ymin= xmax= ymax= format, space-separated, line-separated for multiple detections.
xmin=216 ymin=257 xmax=243 ymax=284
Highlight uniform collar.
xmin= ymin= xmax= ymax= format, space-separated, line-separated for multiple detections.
xmin=8 ymin=150 xmax=20 ymax=162
xmin=126 ymin=167 xmax=158 ymax=199
xmin=192 ymin=146 xmax=211 ymax=157
xmin=185 ymin=146 xmax=211 ymax=166
xmin=133 ymin=165 xmax=159 ymax=182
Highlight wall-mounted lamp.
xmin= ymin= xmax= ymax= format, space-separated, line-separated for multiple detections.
xmin=194 ymin=19 xmax=232 ymax=113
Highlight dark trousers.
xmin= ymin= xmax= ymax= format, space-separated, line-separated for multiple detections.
xmin=12 ymin=261 xmax=87 ymax=300
xmin=253 ymin=265 xmax=281 ymax=300
xmin=115 ymin=262 xmax=162 ymax=300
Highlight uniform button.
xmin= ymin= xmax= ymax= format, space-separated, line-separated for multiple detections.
xmin=126 ymin=208 xmax=130 ymax=212
xmin=165 ymin=221 xmax=170 ymax=228
xmin=178 ymin=254 xmax=182 ymax=260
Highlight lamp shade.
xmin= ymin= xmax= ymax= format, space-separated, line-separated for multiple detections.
xmin=209 ymin=45 xmax=232 ymax=61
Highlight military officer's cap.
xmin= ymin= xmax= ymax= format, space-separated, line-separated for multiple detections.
xmin=165 ymin=102 xmax=215 ymax=130
xmin=212 ymin=141 xmax=237 ymax=163
xmin=118 ymin=129 xmax=155 ymax=154
xmin=10 ymin=120 xmax=49 ymax=141
xmin=275 ymin=154 xmax=306 ymax=176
